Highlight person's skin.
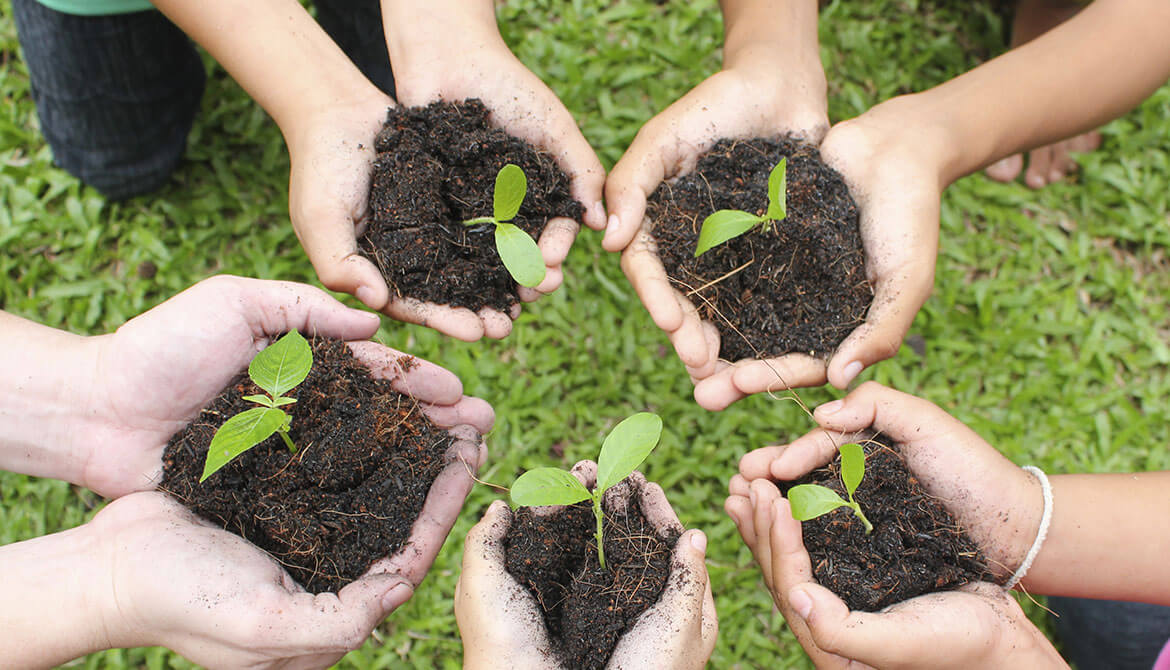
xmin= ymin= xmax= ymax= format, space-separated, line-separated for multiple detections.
xmin=0 ymin=276 xmax=494 ymax=667
xmin=610 ymin=0 xmax=1170 ymax=410
xmin=457 ymin=462 xmax=718 ymax=670
xmin=0 ymin=275 xmax=494 ymax=497
xmin=985 ymin=0 xmax=1101 ymax=188
xmin=381 ymin=0 xmax=606 ymax=308
xmin=145 ymin=0 xmax=523 ymax=341
xmin=604 ymin=0 xmax=829 ymax=410
xmin=726 ymin=381 xmax=1170 ymax=667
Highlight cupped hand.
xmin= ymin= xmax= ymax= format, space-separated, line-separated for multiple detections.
xmin=80 ymin=275 xmax=494 ymax=498
xmin=457 ymin=461 xmax=716 ymax=670
xmin=284 ymin=92 xmax=509 ymax=340
xmin=389 ymin=22 xmax=605 ymax=311
xmin=724 ymin=482 xmax=1066 ymax=669
xmin=605 ymin=56 xmax=834 ymax=410
xmin=728 ymin=381 xmax=1043 ymax=582
xmin=90 ymin=492 xmax=412 ymax=669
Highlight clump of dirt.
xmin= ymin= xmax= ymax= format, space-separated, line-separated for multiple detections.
xmin=504 ymin=483 xmax=680 ymax=669
xmin=649 ymin=137 xmax=872 ymax=362
xmin=361 ymin=99 xmax=582 ymax=313
xmin=161 ymin=338 xmax=458 ymax=594
xmin=779 ymin=434 xmax=996 ymax=611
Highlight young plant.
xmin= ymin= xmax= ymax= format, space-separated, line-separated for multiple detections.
xmin=694 ymin=157 xmax=787 ymax=257
xmin=463 ymin=163 xmax=547 ymax=288
xmin=509 ymin=412 xmax=663 ymax=570
xmin=787 ymin=442 xmax=874 ymax=534
xmin=201 ymin=330 xmax=313 ymax=483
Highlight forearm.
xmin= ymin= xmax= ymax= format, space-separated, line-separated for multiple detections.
xmin=719 ymin=0 xmax=820 ymax=71
xmin=0 ymin=312 xmax=96 ymax=485
xmin=0 ymin=524 xmax=114 ymax=667
xmin=148 ymin=0 xmax=383 ymax=139
xmin=380 ymin=0 xmax=503 ymax=71
xmin=1021 ymin=472 xmax=1170 ymax=604
xmin=872 ymin=0 xmax=1170 ymax=184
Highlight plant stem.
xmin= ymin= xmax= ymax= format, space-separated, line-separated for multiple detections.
xmin=850 ymin=503 xmax=873 ymax=534
xmin=593 ymin=493 xmax=607 ymax=571
xmin=278 ymin=429 xmax=298 ymax=454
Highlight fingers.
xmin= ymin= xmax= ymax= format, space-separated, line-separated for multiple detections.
xmin=296 ymin=218 xmax=392 ymax=313
xmin=370 ymin=437 xmax=484 ymax=586
xmin=203 ymin=276 xmax=382 ymax=343
xmin=477 ymin=308 xmax=514 ymax=340
xmin=570 ymin=460 xmax=599 ymax=491
xmin=382 ymin=298 xmax=488 ymax=342
xmin=811 ymin=381 xmax=944 ymax=444
xmin=739 ymin=428 xmax=855 ymax=483
xmin=603 ymin=125 xmax=669 ymax=251
xmin=462 ymin=500 xmax=513 ymax=574
xmin=422 ymin=397 xmax=495 ymax=435
xmin=346 ymin=342 xmax=464 ymax=406
xmin=620 ymin=227 xmax=684 ymax=332
xmin=636 ymin=479 xmax=685 ymax=538
xmin=748 ymin=479 xmax=782 ymax=591
xmin=276 ymin=574 xmax=409 ymax=654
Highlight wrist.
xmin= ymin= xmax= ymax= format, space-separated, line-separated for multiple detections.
xmin=381 ymin=0 xmax=505 ymax=76
xmin=848 ymin=94 xmax=958 ymax=185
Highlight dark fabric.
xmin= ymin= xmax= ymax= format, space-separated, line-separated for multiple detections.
xmin=12 ymin=0 xmax=393 ymax=200
xmin=12 ymin=0 xmax=205 ymax=199
xmin=313 ymin=0 xmax=396 ymax=98
xmin=1048 ymin=596 xmax=1170 ymax=670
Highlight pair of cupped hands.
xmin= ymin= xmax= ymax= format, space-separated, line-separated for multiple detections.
xmin=289 ymin=37 xmax=942 ymax=412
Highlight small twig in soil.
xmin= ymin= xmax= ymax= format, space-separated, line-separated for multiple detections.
xmin=684 ymin=259 xmax=755 ymax=296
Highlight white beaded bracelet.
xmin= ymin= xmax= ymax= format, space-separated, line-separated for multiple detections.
xmin=1005 ymin=465 xmax=1053 ymax=590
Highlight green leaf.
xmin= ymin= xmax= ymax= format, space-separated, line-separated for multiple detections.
xmin=271 ymin=397 xmax=297 ymax=407
xmin=694 ymin=210 xmax=766 ymax=257
xmin=766 ymin=158 xmax=787 ymax=221
xmin=839 ymin=443 xmax=866 ymax=497
xmin=596 ymin=412 xmax=663 ymax=492
xmin=511 ymin=467 xmax=592 ymax=507
xmin=242 ymin=394 xmax=274 ymax=408
xmin=495 ymin=222 xmax=546 ymax=287
xmin=248 ymin=330 xmax=313 ymax=397
xmin=493 ymin=164 xmax=527 ymax=222
xmin=200 ymin=407 xmax=287 ymax=482
xmin=787 ymin=484 xmax=850 ymax=521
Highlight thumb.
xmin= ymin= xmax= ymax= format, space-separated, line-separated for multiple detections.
xmin=789 ymin=583 xmax=914 ymax=668
xmin=295 ymin=217 xmax=391 ymax=311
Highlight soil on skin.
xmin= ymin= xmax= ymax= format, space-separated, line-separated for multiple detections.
xmin=650 ymin=138 xmax=873 ymax=362
xmin=504 ymin=485 xmax=681 ymax=670
xmin=779 ymin=434 xmax=996 ymax=611
xmin=161 ymin=338 xmax=456 ymax=594
xmin=361 ymin=99 xmax=583 ymax=313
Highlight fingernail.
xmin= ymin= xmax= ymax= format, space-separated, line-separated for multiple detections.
xmin=819 ymin=399 xmax=843 ymax=415
xmin=690 ymin=530 xmax=708 ymax=553
xmin=841 ymin=361 xmax=863 ymax=385
xmin=592 ymin=200 xmax=606 ymax=223
xmin=357 ymin=309 xmax=381 ymax=323
xmin=789 ymin=587 xmax=813 ymax=620
xmin=355 ymin=285 xmax=376 ymax=307
xmin=381 ymin=583 xmax=412 ymax=611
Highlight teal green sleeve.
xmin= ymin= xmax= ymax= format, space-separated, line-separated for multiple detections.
xmin=34 ymin=0 xmax=155 ymax=16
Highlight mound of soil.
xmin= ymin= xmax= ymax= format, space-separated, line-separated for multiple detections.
xmin=161 ymin=338 xmax=457 ymax=594
xmin=361 ymin=99 xmax=583 ymax=313
xmin=504 ymin=485 xmax=680 ymax=670
xmin=779 ymin=434 xmax=996 ymax=612
xmin=649 ymin=138 xmax=873 ymax=362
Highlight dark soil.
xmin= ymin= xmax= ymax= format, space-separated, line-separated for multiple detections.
xmin=778 ymin=434 xmax=996 ymax=611
xmin=649 ymin=138 xmax=873 ymax=362
xmin=504 ymin=484 xmax=681 ymax=670
xmin=361 ymin=99 xmax=583 ymax=313
xmin=161 ymin=338 xmax=457 ymax=594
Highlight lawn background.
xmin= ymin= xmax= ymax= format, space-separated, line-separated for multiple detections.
xmin=2 ymin=0 xmax=1168 ymax=668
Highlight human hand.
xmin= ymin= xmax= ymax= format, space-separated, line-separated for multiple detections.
xmin=724 ymin=481 xmax=1066 ymax=669
xmin=78 ymin=275 xmax=494 ymax=498
xmin=384 ymin=4 xmax=605 ymax=307
xmin=87 ymin=492 xmax=411 ymax=669
xmin=604 ymin=46 xmax=833 ymax=410
xmin=456 ymin=462 xmax=716 ymax=670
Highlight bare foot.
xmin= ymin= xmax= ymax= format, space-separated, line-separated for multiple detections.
xmin=984 ymin=0 xmax=1101 ymax=188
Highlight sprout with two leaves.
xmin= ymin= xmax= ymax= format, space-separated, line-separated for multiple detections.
xmin=464 ymin=163 xmax=546 ymax=288
xmin=787 ymin=442 xmax=874 ymax=534
xmin=509 ymin=413 xmax=663 ymax=570
xmin=201 ymin=330 xmax=313 ymax=482
xmin=694 ymin=157 xmax=788 ymax=257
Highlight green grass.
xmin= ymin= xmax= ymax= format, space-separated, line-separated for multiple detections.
xmin=2 ymin=0 xmax=1169 ymax=668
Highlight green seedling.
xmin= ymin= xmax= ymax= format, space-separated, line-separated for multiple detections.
xmin=463 ymin=163 xmax=546 ymax=288
xmin=201 ymin=330 xmax=313 ymax=483
xmin=509 ymin=412 xmax=663 ymax=570
xmin=694 ymin=157 xmax=787 ymax=257
xmin=787 ymin=442 xmax=874 ymax=534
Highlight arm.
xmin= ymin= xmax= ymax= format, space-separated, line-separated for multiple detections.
xmin=1025 ymin=473 xmax=1170 ymax=604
